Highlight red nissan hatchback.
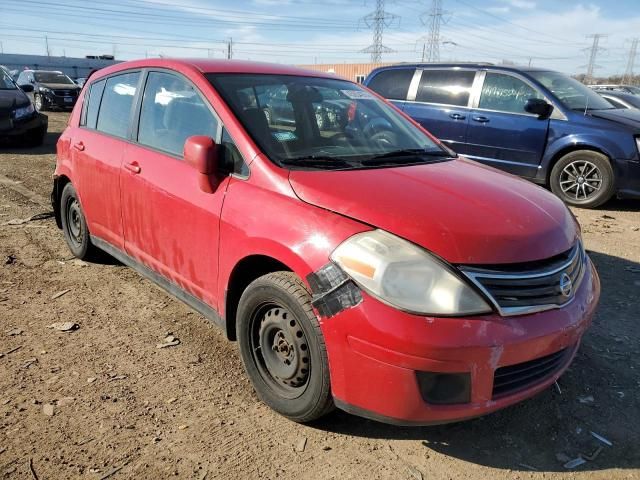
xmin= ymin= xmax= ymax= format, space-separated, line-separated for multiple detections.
xmin=52 ymin=59 xmax=600 ymax=425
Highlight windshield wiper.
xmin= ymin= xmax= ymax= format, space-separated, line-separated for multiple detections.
xmin=280 ymin=155 xmax=358 ymax=169
xmin=362 ymin=149 xmax=453 ymax=165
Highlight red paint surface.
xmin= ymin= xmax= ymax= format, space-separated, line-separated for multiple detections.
xmin=55 ymin=59 xmax=600 ymax=424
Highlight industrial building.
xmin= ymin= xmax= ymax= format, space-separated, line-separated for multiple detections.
xmin=0 ymin=53 xmax=119 ymax=80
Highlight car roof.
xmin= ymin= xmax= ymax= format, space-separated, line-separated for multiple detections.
xmin=368 ymin=63 xmax=553 ymax=75
xmin=91 ymin=58 xmax=340 ymax=82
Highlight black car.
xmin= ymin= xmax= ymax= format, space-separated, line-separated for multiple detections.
xmin=16 ymin=70 xmax=81 ymax=112
xmin=599 ymin=90 xmax=640 ymax=110
xmin=0 ymin=69 xmax=48 ymax=146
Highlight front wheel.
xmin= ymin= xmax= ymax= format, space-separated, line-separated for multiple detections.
xmin=236 ymin=272 xmax=333 ymax=423
xmin=34 ymin=94 xmax=47 ymax=112
xmin=549 ymin=151 xmax=615 ymax=208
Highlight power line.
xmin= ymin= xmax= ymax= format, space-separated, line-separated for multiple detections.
xmin=623 ymin=38 xmax=639 ymax=85
xmin=584 ymin=34 xmax=607 ymax=84
xmin=360 ymin=0 xmax=399 ymax=62
xmin=420 ymin=0 xmax=447 ymax=62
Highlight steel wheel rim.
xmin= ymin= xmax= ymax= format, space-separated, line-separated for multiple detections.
xmin=263 ymin=109 xmax=271 ymax=125
xmin=35 ymin=95 xmax=42 ymax=110
xmin=559 ymin=160 xmax=603 ymax=201
xmin=249 ymin=303 xmax=310 ymax=399
xmin=66 ymin=198 xmax=84 ymax=246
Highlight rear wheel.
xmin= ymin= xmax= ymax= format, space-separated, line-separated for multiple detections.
xmin=60 ymin=183 xmax=98 ymax=260
xmin=236 ymin=271 xmax=333 ymax=423
xmin=550 ymin=150 xmax=615 ymax=208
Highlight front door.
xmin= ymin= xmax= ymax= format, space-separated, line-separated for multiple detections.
xmin=465 ymin=71 xmax=550 ymax=178
xmin=120 ymin=70 xmax=228 ymax=307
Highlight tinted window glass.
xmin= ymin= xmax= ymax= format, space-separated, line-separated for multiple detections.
xmin=138 ymin=72 xmax=218 ymax=156
xmin=367 ymin=69 xmax=415 ymax=100
xmin=84 ymin=79 xmax=106 ymax=128
xmin=479 ymin=73 xmax=542 ymax=114
xmin=0 ymin=71 xmax=16 ymax=90
xmin=34 ymin=72 xmax=75 ymax=85
xmin=528 ymin=71 xmax=613 ymax=111
xmin=96 ymin=72 xmax=139 ymax=138
xmin=416 ymin=70 xmax=475 ymax=106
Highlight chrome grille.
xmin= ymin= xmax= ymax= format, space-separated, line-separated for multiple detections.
xmin=53 ymin=89 xmax=76 ymax=96
xmin=460 ymin=242 xmax=586 ymax=316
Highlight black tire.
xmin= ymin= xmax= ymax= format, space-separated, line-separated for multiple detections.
xmin=236 ymin=271 xmax=334 ymax=423
xmin=22 ymin=126 xmax=46 ymax=147
xmin=60 ymin=183 xmax=98 ymax=260
xmin=34 ymin=94 xmax=47 ymax=112
xmin=263 ymin=108 xmax=273 ymax=126
xmin=550 ymin=150 xmax=615 ymax=208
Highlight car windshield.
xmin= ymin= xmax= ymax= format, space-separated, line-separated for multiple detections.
xmin=0 ymin=71 xmax=17 ymax=90
xmin=207 ymin=73 xmax=451 ymax=170
xmin=34 ymin=72 xmax=75 ymax=85
xmin=529 ymin=71 xmax=614 ymax=111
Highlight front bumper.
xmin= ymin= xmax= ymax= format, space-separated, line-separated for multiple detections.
xmin=41 ymin=91 xmax=78 ymax=109
xmin=322 ymin=258 xmax=600 ymax=425
xmin=0 ymin=113 xmax=47 ymax=139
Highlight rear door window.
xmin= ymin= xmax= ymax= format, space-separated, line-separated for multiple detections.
xmin=96 ymin=72 xmax=140 ymax=139
xmin=415 ymin=70 xmax=476 ymax=106
xmin=137 ymin=71 xmax=219 ymax=157
xmin=82 ymin=79 xmax=106 ymax=128
xmin=478 ymin=73 xmax=543 ymax=114
xmin=367 ymin=68 xmax=415 ymax=100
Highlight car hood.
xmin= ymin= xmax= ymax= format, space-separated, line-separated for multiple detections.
xmin=589 ymin=108 xmax=640 ymax=128
xmin=39 ymin=83 xmax=79 ymax=90
xmin=0 ymin=90 xmax=29 ymax=118
xmin=288 ymin=158 xmax=577 ymax=265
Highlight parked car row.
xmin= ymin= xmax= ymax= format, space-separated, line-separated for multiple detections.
xmin=51 ymin=59 xmax=600 ymax=426
xmin=0 ymin=67 xmax=48 ymax=146
xmin=364 ymin=64 xmax=640 ymax=208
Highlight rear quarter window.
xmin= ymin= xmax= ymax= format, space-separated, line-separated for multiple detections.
xmin=367 ymin=68 xmax=415 ymax=100
xmin=96 ymin=72 xmax=140 ymax=139
xmin=82 ymin=79 xmax=106 ymax=128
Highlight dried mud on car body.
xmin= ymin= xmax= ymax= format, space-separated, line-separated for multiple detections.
xmin=0 ymin=112 xmax=639 ymax=479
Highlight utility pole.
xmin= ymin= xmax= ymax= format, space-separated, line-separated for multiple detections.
xmin=227 ymin=38 xmax=233 ymax=60
xmin=421 ymin=0 xmax=446 ymax=62
xmin=623 ymin=38 xmax=639 ymax=85
xmin=360 ymin=0 xmax=399 ymax=63
xmin=45 ymin=35 xmax=51 ymax=57
xmin=584 ymin=34 xmax=606 ymax=85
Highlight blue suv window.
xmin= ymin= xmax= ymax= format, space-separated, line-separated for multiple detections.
xmin=367 ymin=69 xmax=414 ymax=100
xmin=416 ymin=70 xmax=475 ymax=106
xmin=479 ymin=73 xmax=542 ymax=114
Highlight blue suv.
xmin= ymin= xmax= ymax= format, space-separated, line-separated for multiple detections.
xmin=365 ymin=64 xmax=640 ymax=208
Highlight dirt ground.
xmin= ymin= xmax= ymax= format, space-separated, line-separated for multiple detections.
xmin=0 ymin=112 xmax=639 ymax=480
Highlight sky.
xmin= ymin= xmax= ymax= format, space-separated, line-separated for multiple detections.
xmin=1 ymin=0 xmax=639 ymax=77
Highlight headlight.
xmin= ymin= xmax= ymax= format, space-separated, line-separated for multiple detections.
xmin=330 ymin=230 xmax=492 ymax=315
xmin=13 ymin=103 xmax=35 ymax=119
xmin=39 ymin=86 xmax=51 ymax=93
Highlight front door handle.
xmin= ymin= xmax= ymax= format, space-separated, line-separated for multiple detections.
xmin=73 ymin=141 xmax=85 ymax=151
xmin=449 ymin=113 xmax=466 ymax=120
xmin=124 ymin=161 xmax=141 ymax=174
xmin=472 ymin=116 xmax=490 ymax=123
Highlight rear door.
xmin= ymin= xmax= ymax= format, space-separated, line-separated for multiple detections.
xmin=71 ymin=71 xmax=141 ymax=249
xmin=401 ymin=68 xmax=476 ymax=154
xmin=120 ymin=70 xmax=231 ymax=307
xmin=465 ymin=71 xmax=550 ymax=178
xmin=365 ymin=67 xmax=416 ymax=111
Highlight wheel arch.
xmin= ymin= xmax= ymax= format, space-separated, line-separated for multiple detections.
xmin=545 ymin=144 xmax=615 ymax=186
xmin=52 ymin=174 xmax=72 ymax=229
xmin=224 ymin=254 xmax=293 ymax=341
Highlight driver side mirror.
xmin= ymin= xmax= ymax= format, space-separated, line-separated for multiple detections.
xmin=19 ymin=84 xmax=34 ymax=93
xmin=184 ymin=135 xmax=219 ymax=193
xmin=525 ymin=98 xmax=553 ymax=119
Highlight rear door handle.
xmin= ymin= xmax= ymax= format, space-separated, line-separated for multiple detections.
xmin=449 ymin=113 xmax=466 ymax=120
xmin=472 ymin=116 xmax=490 ymax=123
xmin=124 ymin=161 xmax=141 ymax=174
xmin=73 ymin=141 xmax=85 ymax=151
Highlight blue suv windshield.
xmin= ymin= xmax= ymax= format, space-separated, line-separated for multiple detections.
xmin=529 ymin=71 xmax=614 ymax=111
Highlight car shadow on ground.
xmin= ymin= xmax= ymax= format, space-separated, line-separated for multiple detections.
xmin=0 ymin=131 xmax=59 ymax=155
xmin=314 ymin=251 xmax=639 ymax=474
